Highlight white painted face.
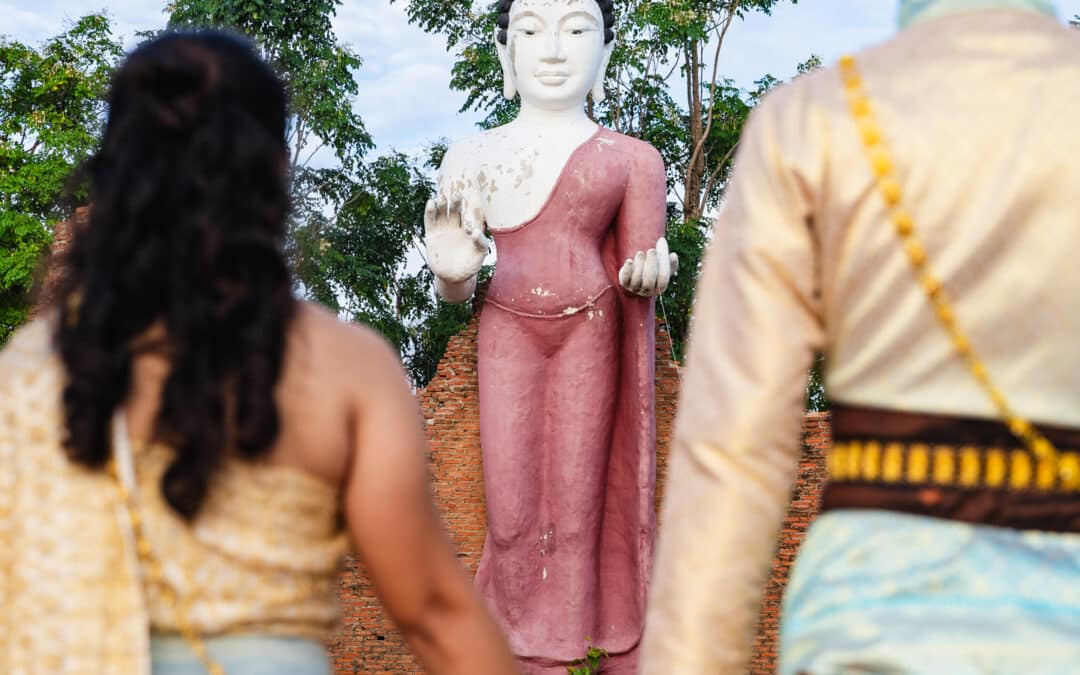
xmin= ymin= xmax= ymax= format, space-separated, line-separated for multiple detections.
xmin=498 ymin=0 xmax=612 ymax=110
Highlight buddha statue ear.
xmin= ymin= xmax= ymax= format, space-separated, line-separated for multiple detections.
xmin=590 ymin=37 xmax=615 ymax=104
xmin=494 ymin=27 xmax=517 ymax=101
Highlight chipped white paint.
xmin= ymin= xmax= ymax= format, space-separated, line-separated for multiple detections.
xmin=424 ymin=0 xmax=676 ymax=303
xmin=531 ymin=287 xmax=556 ymax=298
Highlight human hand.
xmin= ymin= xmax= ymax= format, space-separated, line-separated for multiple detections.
xmin=618 ymin=236 xmax=679 ymax=297
xmin=424 ymin=191 xmax=489 ymax=284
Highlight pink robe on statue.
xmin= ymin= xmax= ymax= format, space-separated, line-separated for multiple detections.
xmin=475 ymin=128 xmax=664 ymax=672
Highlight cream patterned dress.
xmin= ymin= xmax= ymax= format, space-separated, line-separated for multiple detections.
xmin=1 ymin=319 xmax=150 ymax=674
xmin=0 ymin=318 xmax=349 ymax=673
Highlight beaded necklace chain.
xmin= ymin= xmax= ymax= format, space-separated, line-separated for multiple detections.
xmin=110 ymin=418 xmax=226 ymax=675
xmin=838 ymin=54 xmax=1076 ymax=485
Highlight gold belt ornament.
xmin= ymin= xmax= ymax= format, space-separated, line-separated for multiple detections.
xmin=838 ymin=54 xmax=1074 ymax=484
xmin=829 ymin=440 xmax=1080 ymax=492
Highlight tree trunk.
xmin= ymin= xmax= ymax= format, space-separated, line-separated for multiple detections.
xmin=683 ymin=40 xmax=705 ymax=222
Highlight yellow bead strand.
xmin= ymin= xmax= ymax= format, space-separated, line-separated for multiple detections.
xmin=838 ymin=55 xmax=1070 ymax=484
xmin=109 ymin=458 xmax=226 ymax=675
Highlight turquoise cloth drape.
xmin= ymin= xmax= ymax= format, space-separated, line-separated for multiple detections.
xmin=899 ymin=0 xmax=1057 ymax=27
xmin=779 ymin=511 xmax=1080 ymax=675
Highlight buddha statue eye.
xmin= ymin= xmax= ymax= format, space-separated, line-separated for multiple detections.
xmin=514 ymin=20 xmax=542 ymax=36
xmin=564 ymin=21 xmax=594 ymax=36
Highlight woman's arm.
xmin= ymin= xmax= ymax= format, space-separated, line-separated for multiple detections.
xmin=342 ymin=332 xmax=519 ymax=674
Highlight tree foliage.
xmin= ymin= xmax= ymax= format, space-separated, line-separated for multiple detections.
xmin=0 ymin=15 xmax=123 ymax=343
xmin=165 ymin=0 xmax=373 ymax=279
xmin=398 ymin=0 xmax=795 ymax=213
xmin=392 ymin=0 xmax=835 ymax=408
xmin=163 ymin=0 xmax=472 ymax=385
xmin=299 ymin=146 xmax=481 ymax=384
xmin=169 ymin=0 xmax=480 ymax=386
xmin=1 ymin=1 xmax=831 ymax=399
xmin=806 ymin=352 xmax=829 ymax=413
xmin=394 ymin=0 xmax=813 ymax=360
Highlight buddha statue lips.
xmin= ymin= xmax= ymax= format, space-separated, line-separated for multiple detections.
xmin=533 ymin=70 xmax=570 ymax=86
xmin=422 ymin=0 xmax=672 ymax=671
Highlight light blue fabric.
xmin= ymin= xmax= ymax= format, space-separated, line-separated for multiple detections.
xmin=151 ymin=635 xmax=331 ymax=675
xmin=779 ymin=510 xmax=1080 ymax=675
xmin=899 ymin=0 xmax=1057 ymax=27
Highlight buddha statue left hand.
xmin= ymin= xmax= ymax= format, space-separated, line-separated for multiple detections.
xmin=619 ymin=237 xmax=679 ymax=297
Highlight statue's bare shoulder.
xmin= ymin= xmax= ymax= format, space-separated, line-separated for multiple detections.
xmin=436 ymin=126 xmax=539 ymax=216
xmin=437 ymin=128 xmax=510 ymax=182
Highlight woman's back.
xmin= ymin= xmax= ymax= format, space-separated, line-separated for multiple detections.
xmin=0 ymin=30 xmax=519 ymax=675
xmin=123 ymin=303 xmax=397 ymax=641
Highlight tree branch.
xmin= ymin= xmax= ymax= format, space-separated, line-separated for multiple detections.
xmin=289 ymin=116 xmax=306 ymax=181
xmin=301 ymin=140 xmax=327 ymax=168
xmin=317 ymin=186 xmax=369 ymax=231
xmin=671 ymin=184 xmax=686 ymax=209
xmin=697 ymin=139 xmax=739 ymax=215
xmin=686 ymin=0 xmax=741 ymax=190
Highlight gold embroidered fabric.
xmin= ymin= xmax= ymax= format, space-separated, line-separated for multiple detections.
xmin=1 ymin=318 xmax=151 ymax=675
xmin=134 ymin=443 xmax=348 ymax=641
xmin=829 ymin=440 xmax=1080 ymax=491
xmin=1 ymin=317 xmax=349 ymax=674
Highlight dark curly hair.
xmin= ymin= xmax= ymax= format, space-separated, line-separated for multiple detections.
xmin=496 ymin=0 xmax=615 ymax=45
xmin=53 ymin=32 xmax=294 ymax=520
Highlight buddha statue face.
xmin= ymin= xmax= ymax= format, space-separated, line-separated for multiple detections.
xmin=495 ymin=0 xmax=615 ymax=110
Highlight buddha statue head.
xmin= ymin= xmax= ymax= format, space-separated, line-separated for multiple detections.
xmin=494 ymin=0 xmax=616 ymax=110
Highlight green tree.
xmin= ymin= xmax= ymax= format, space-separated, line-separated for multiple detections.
xmin=299 ymin=147 xmax=480 ymax=384
xmin=394 ymin=0 xmax=808 ymax=360
xmin=166 ymin=0 xmax=484 ymax=386
xmin=397 ymin=0 xmax=795 ymax=217
xmin=165 ymin=0 xmax=373 ymax=281
xmin=806 ymin=352 xmax=829 ymax=413
xmin=0 ymin=15 xmax=123 ymax=343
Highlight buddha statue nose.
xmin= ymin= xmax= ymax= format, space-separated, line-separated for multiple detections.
xmin=542 ymin=31 xmax=567 ymax=62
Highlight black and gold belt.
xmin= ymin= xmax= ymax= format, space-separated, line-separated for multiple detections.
xmin=821 ymin=405 xmax=1080 ymax=533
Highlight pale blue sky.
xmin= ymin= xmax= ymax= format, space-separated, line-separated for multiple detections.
xmin=3 ymin=1 xmax=1079 ymax=158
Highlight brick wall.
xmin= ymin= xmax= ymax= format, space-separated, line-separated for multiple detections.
xmin=749 ymin=412 xmax=831 ymax=674
xmin=28 ymin=207 xmax=84 ymax=319
xmin=37 ymin=221 xmax=831 ymax=673
xmin=332 ymin=295 xmax=832 ymax=674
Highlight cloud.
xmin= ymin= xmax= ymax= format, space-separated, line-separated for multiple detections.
xmin=0 ymin=3 xmax=57 ymax=40
xmin=4 ymin=1 xmax=168 ymax=46
xmin=333 ymin=0 xmax=484 ymax=157
xmin=6 ymin=0 xmax=1080 ymax=161
xmin=703 ymin=2 xmax=896 ymax=89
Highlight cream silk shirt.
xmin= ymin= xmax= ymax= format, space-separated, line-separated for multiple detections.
xmin=640 ymin=10 xmax=1080 ymax=674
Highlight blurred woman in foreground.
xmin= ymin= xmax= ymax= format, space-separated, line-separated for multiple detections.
xmin=0 ymin=31 xmax=518 ymax=675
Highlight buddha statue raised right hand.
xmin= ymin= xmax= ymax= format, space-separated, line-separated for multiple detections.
xmin=424 ymin=190 xmax=490 ymax=302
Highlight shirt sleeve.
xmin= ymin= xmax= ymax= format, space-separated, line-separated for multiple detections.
xmin=640 ymin=89 xmax=826 ymax=673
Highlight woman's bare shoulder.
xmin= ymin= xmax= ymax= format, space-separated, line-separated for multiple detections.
xmin=291 ymin=301 xmax=407 ymax=389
